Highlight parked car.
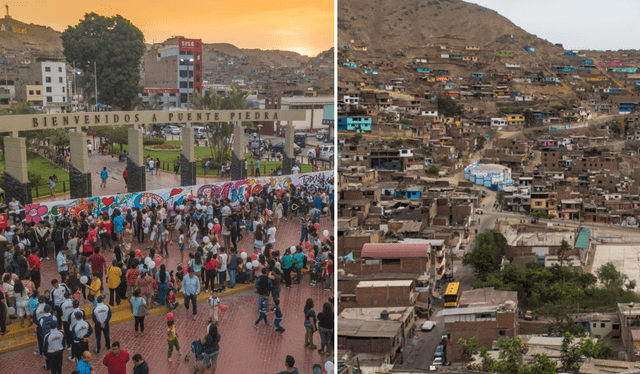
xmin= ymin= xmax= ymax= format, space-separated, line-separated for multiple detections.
xmin=249 ymin=139 xmax=269 ymax=150
xmin=164 ymin=125 xmax=181 ymax=135
xmin=524 ymin=310 xmax=534 ymax=320
xmin=432 ymin=357 xmax=444 ymax=367
xmin=319 ymin=145 xmax=334 ymax=161
xmin=316 ymin=130 xmax=326 ymax=140
xmin=434 ymin=344 xmax=445 ymax=358
xmin=272 ymin=142 xmax=302 ymax=155
xmin=421 ymin=321 xmax=436 ymax=331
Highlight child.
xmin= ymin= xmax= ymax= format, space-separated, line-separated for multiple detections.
xmin=166 ymin=312 xmax=181 ymax=362
xmin=29 ymin=290 xmax=39 ymax=333
xmin=71 ymin=286 xmax=83 ymax=304
xmin=267 ymin=298 xmax=285 ymax=333
xmin=160 ymin=226 xmax=169 ymax=257
xmin=175 ymin=266 xmax=184 ymax=295
xmin=253 ymin=299 xmax=269 ymax=328
xmin=166 ymin=289 xmax=179 ymax=311
xmin=208 ymin=291 xmax=220 ymax=324
xmin=178 ymin=228 xmax=185 ymax=264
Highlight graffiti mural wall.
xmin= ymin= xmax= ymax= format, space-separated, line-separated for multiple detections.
xmin=24 ymin=171 xmax=334 ymax=224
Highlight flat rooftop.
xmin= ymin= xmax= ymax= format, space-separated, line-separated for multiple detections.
xmin=593 ymin=245 xmax=640 ymax=288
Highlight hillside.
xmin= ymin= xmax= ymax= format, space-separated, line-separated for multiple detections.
xmin=0 ymin=15 xmax=62 ymax=52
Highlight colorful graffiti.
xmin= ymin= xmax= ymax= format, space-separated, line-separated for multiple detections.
xmin=23 ymin=171 xmax=334 ymax=224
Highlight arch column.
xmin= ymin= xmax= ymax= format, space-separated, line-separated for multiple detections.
xmin=126 ymin=127 xmax=146 ymax=192
xmin=68 ymin=131 xmax=92 ymax=198
xmin=282 ymin=123 xmax=295 ymax=175
xmin=181 ymin=126 xmax=196 ymax=186
xmin=3 ymin=136 xmax=31 ymax=204
xmin=231 ymin=124 xmax=246 ymax=181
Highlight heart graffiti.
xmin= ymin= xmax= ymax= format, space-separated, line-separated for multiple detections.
xmin=102 ymin=196 xmax=115 ymax=207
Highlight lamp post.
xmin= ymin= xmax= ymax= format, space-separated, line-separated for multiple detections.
xmin=180 ymin=58 xmax=194 ymax=108
xmin=257 ymin=124 xmax=263 ymax=158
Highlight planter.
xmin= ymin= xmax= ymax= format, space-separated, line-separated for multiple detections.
xmin=144 ymin=144 xmax=182 ymax=152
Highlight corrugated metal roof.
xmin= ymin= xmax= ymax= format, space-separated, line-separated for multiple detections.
xmin=338 ymin=319 xmax=402 ymax=338
xmin=436 ymin=305 xmax=499 ymax=317
xmin=356 ymin=280 xmax=414 ymax=288
xmin=631 ymin=329 xmax=640 ymax=340
xmin=361 ymin=243 xmax=431 ymax=258
xmin=574 ymin=227 xmax=590 ymax=249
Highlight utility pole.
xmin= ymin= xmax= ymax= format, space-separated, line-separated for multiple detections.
xmin=94 ymin=61 xmax=98 ymax=112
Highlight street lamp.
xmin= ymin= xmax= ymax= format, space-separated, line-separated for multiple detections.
xmin=180 ymin=58 xmax=194 ymax=108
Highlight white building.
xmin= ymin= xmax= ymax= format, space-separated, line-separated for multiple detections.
xmin=41 ymin=61 xmax=67 ymax=112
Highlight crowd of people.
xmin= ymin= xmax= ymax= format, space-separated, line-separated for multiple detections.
xmin=1 ymin=181 xmax=335 ymax=373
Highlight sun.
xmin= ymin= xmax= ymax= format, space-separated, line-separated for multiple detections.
xmin=287 ymin=47 xmax=315 ymax=57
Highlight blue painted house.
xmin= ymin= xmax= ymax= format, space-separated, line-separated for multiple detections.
xmin=338 ymin=117 xmax=372 ymax=133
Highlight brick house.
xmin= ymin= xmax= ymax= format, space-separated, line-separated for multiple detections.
xmin=343 ymin=243 xmax=431 ymax=276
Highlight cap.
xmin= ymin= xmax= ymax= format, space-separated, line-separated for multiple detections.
xmin=74 ymin=311 xmax=83 ymax=319
xmin=214 ymin=218 xmax=219 ymax=223
xmin=72 ymin=300 xmax=80 ymax=307
xmin=167 ymin=312 xmax=174 ymax=321
xmin=96 ymin=296 xmax=104 ymax=303
xmin=64 ymin=292 xmax=71 ymax=298
xmin=44 ymin=304 xmax=51 ymax=312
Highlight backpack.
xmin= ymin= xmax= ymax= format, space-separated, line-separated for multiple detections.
xmin=40 ymin=314 xmax=55 ymax=336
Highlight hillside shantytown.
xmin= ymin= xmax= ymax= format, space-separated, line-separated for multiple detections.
xmin=337 ymin=1 xmax=640 ymax=373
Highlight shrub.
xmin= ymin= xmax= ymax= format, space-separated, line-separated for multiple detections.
xmin=143 ymin=136 xmax=165 ymax=146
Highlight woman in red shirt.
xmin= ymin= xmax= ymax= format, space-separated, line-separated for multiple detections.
xmin=99 ymin=214 xmax=113 ymax=251
xmin=82 ymin=232 xmax=94 ymax=257
xmin=204 ymin=252 xmax=217 ymax=292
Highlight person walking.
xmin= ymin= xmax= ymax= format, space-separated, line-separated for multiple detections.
xmin=303 ymin=298 xmax=317 ymax=349
xmin=317 ymin=302 xmax=333 ymax=356
xmin=43 ymin=321 xmax=65 ymax=374
xmin=102 ymin=342 xmax=130 ymax=374
xmin=100 ymin=167 xmax=108 ymax=188
xmin=182 ymin=269 xmax=200 ymax=321
xmin=276 ymin=355 xmax=299 ymax=374
xmin=281 ymin=248 xmax=293 ymax=288
xmin=76 ymin=350 xmax=93 ymax=374
xmin=130 ymin=289 xmax=147 ymax=337
xmin=133 ymin=353 xmax=149 ymax=374
xmin=106 ymin=260 xmax=122 ymax=306
xmin=92 ymin=296 xmax=111 ymax=354
xmin=71 ymin=311 xmax=93 ymax=362
xmin=267 ymin=298 xmax=285 ymax=333
xmin=166 ymin=312 xmax=181 ymax=362
xmin=198 ymin=324 xmax=221 ymax=374
xmin=49 ymin=176 xmax=56 ymax=198
xmin=122 ymin=169 xmax=128 ymax=190
xmin=253 ymin=298 xmax=269 ymax=328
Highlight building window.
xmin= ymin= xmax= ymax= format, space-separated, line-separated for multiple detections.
xmin=36 ymin=90 xmax=41 ymax=95
xmin=381 ymin=258 xmax=401 ymax=265
xmin=62 ymin=87 xmax=65 ymax=93
xmin=46 ymin=87 xmax=52 ymax=93
xmin=593 ymin=323 xmax=597 ymax=328
xmin=600 ymin=323 xmax=606 ymax=328
xmin=45 ymin=77 xmax=51 ymax=83
xmin=58 ymin=67 xmax=62 ymax=72
xmin=499 ymin=330 xmax=506 ymax=336
xmin=62 ymin=97 xmax=65 ymax=102
xmin=195 ymin=64 xmax=200 ymax=71
xmin=59 ymin=77 xmax=63 ymax=83
xmin=28 ymin=90 xmax=33 ymax=95
xmin=44 ymin=66 xmax=50 ymax=72
xmin=46 ymin=96 xmax=52 ymax=103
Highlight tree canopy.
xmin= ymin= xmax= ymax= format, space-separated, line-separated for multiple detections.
xmin=462 ymin=229 xmax=507 ymax=280
xmin=61 ymin=13 xmax=145 ymax=110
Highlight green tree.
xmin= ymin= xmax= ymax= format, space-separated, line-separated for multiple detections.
xmin=436 ymin=94 xmax=463 ymax=117
xmin=596 ymin=262 xmax=636 ymax=305
xmin=463 ymin=229 xmax=507 ymax=280
xmin=556 ymin=239 xmax=573 ymax=268
xmin=521 ymin=354 xmax=557 ymax=374
xmin=560 ymin=333 xmax=581 ymax=373
xmin=476 ymin=135 xmax=486 ymax=150
xmin=490 ymin=336 xmax=528 ymax=374
xmin=427 ymin=164 xmax=440 ymax=175
xmin=458 ymin=337 xmax=478 ymax=365
xmin=61 ymin=13 xmax=145 ymax=110
xmin=496 ymin=190 xmax=505 ymax=207
xmin=579 ymin=337 xmax=614 ymax=359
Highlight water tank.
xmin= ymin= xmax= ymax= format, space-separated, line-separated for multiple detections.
xmin=380 ymin=310 xmax=390 ymax=320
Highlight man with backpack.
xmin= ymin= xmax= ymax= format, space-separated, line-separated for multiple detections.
xmin=38 ymin=304 xmax=58 ymax=359
xmin=43 ymin=321 xmax=65 ymax=374
xmin=71 ymin=311 xmax=93 ymax=362
xmin=255 ymin=268 xmax=272 ymax=311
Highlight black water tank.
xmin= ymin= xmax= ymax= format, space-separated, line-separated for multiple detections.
xmin=380 ymin=310 xmax=390 ymax=320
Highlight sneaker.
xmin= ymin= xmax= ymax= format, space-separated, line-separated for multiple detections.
xmin=68 ymin=355 xmax=74 ymax=361
xmin=169 ymin=357 xmax=173 ymax=362
xmin=45 ymin=257 xmax=50 ymax=261
xmin=94 ymin=349 xmax=100 ymax=354
xmin=254 ymin=323 xmax=258 ymax=329
xmin=324 ymin=288 xmax=331 ymax=291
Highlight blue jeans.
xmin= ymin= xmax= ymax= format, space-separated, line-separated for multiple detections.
xmin=258 ymin=295 xmax=270 ymax=310
xmin=228 ymin=268 xmax=236 ymax=288
xmin=272 ymin=288 xmax=280 ymax=301
xmin=67 ymin=254 xmax=79 ymax=268
xmin=254 ymin=312 xmax=269 ymax=326
xmin=167 ymin=301 xmax=180 ymax=311
xmin=274 ymin=318 xmax=284 ymax=331
xmin=300 ymin=229 xmax=308 ymax=243
xmin=158 ymin=283 xmax=168 ymax=306
xmin=184 ymin=294 xmax=197 ymax=315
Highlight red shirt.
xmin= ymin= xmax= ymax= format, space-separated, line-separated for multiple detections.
xmin=204 ymin=258 xmax=218 ymax=271
xmin=88 ymin=253 xmax=106 ymax=274
xmin=99 ymin=221 xmax=113 ymax=235
xmin=82 ymin=238 xmax=94 ymax=255
xmin=27 ymin=254 xmax=41 ymax=271
xmin=102 ymin=349 xmax=130 ymax=374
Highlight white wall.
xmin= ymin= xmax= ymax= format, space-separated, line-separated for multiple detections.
xmin=41 ymin=61 xmax=67 ymax=107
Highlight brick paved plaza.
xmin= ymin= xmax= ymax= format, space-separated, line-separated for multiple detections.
xmin=0 ymin=195 xmax=335 ymax=373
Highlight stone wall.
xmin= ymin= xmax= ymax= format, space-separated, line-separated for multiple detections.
xmin=4 ymin=171 xmax=31 ymax=205
xmin=231 ymin=153 xmax=247 ymax=181
xmin=180 ymin=154 xmax=196 ymax=186
xmin=126 ymin=157 xmax=146 ymax=192
xmin=68 ymin=162 xmax=92 ymax=199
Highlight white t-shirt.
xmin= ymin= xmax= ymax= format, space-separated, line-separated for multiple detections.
xmin=292 ymin=166 xmax=300 ymax=174
xmin=218 ymin=253 xmax=228 ymax=272
xmin=267 ymin=227 xmax=277 ymax=244
xmin=208 ymin=296 xmax=220 ymax=309
xmin=87 ymin=143 xmax=93 ymax=151
xmin=9 ymin=200 xmax=20 ymax=212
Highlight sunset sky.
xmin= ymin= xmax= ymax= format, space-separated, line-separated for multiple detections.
xmin=5 ymin=0 xmax=334 ymax=56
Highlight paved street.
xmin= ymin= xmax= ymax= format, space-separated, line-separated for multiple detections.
xmin=0 ymin=212 xmax=334 ymax=373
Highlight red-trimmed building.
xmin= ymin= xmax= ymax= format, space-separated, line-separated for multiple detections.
xmin=343 ymin=243 xmax=431 ymax=275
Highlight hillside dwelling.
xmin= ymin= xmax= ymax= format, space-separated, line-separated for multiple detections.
xmin=414 ymin=58 xmax=428 ymax=64
xmin=416 ymin=68 xmax=430 ymax=73
xmin=506 ymin=63 xmax=521 ymax=69
xmin=471 ymin=73 xmax=484 ymax=78
xmin=524 ymin=47 xmax=535 ymax=52
xmin=352 ymin=45 xmax=367 ymax=51
xmin=441 ymin=54 xmax=449 ymax=59
xmin=491 ymin=118 xmax=508 ymax=127
xmin=465 ymin=46 xmax=480 ymax=50
xmin=582 ymin=59 xmax=593 ymax=64
xmin=565 ymin=51 xmax=577 ymax=56
xmin=496 ymin=51 xmax=513 ymax=57
xmin=343 ymin=62 xmax=358 ymax=68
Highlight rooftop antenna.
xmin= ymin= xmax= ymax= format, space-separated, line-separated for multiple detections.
xmin=4 ymin=3 xmax=9 ymax=18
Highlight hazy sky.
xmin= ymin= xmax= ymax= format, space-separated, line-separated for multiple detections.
xmin=4 ymin=0 xmax=334 ymax=56
xmin=465 ymin=0 xmax=640 ymax=51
